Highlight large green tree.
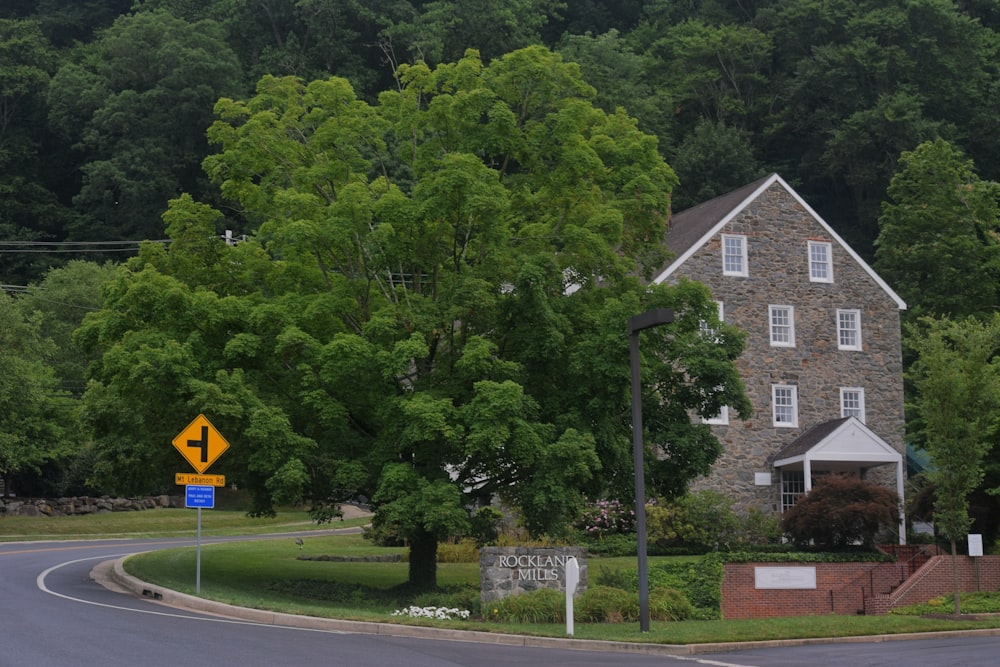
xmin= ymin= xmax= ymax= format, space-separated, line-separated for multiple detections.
xmin=77 ymin=46 xmax=749 ymax=589
xmin=874 ymin=138 xmax=1000 ymax=321
xmin=907 ymin=315 xmax=1000 ymax=614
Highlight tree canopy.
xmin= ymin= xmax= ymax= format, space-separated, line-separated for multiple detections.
xmin=76 ymin=47 xmax=749 ymax=588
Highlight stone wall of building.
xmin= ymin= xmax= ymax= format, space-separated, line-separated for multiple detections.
xmin=664 ymin=184 xmax=906 ymax=514
xmin=480 ymin=546 xmax=588 ymax=603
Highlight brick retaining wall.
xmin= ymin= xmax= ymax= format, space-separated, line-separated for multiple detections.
xmin=723 ymin=553 xmax=1000 ymax=619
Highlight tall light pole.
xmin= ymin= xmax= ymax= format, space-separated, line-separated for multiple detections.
xmin=628 ymin=307 xmax=674 ymax=633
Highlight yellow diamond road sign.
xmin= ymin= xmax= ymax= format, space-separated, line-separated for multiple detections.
xmin=172 ymin=414 xmax=230 ymax=474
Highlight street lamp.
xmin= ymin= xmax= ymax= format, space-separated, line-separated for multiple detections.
xmin=628 ymin=307 xmax=674 ymax=633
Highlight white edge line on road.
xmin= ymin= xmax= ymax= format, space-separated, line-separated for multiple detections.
xmin=36 ymin=553 xmax=347 ymax=635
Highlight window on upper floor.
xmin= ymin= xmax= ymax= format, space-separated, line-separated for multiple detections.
xmin=769 ymin=305 xmax=795 ymax=347
xmin=722 ymin=234 xmax=748 ymax=276
xmin=772 ymin=384 xmax=798 ymax=427
xmin=703 ymin=404 xmax=729 ymax=426
xmin=808 ymin=240 xmax=833 ymax=283
xmin=837 ymin=309 xmax=862 ymax=350
xmin=840 ymin=387 xmax=866 ymax=422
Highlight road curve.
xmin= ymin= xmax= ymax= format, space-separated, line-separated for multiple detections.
xmin=4 ymin=533 xmax=690 ymax=667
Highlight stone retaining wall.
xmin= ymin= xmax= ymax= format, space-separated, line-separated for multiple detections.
xmin=0 ymin=495 xmax=175 ymax=517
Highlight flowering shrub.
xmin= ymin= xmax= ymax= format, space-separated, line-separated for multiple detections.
xmin=574 ymin=499 xmax=636 ymax=537
xmin=391 ymin=606 xmax=470 ymax=620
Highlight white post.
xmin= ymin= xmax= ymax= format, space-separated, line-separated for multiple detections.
xmin=565 ymin=556 xmax=579 ymax=636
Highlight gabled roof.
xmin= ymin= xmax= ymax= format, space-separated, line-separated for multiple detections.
xmin=772 ymin=417 xmax=902 ymax=469
xmin=652 ymin=174 xmax=907 ymax=310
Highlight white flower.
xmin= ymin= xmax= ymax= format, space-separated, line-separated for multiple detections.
xmin=391 ymin=605 xmax=470 ymax=620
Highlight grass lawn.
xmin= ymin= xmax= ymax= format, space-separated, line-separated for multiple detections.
xmin=121 ymin=533 xmax=1000 ymax=645
xmin=0 ymin=507 xmax=366 ymax=541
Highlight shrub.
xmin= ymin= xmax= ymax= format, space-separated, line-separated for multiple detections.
xmin=488 ymin=588 xmax=564 ymax=623
xmin=737 ymin=507 xmax=783 ymax=546
xmin=577 ymin=585 xmax=638 ymax=622
xmin=436 ymin=538 xmax=479 ymax=563
xmin=646 ymin=490 xmax=739 ymax=552
xmin=782 ymin=474 xmax=900 ymax=549
xmin=574 ymin=499 xmax=636 ymax=537
xmin=579 ymin=532 xmax=636 ymax=556
xmin=649 ymin=587 xmax=695 ymax=621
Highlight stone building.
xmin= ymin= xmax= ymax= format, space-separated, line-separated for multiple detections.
xmin=652 ymin=174 xmax=908 ymax=543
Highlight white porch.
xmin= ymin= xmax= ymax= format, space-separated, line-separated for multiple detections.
xmin=772 ymin=417 xmax=906 ymax=545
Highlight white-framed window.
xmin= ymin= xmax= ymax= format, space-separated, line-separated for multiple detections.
xmin=722 ymin=234 xmax=748 ymax=276
xmin=699 ymin=301 xmax=724 ymax=338
xmin=837 ymin=309 xmax=862 ymax=350
xmin=808 ymin=240 xmax=833 ymax=283
xmin=781 ymin=470 xmax=805 ymax=511
xmin=840 ymin=387 xmax=866 ymax=422
xmin=769 ymin=305 xmax=795 ymax=347
xmin=703 ymin=405 xmax=729 ymax=425
xmin=772 ymin=384 xmax=798 ymax=427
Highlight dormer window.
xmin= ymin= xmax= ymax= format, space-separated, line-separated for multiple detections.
xmin=722 ymin=234 xmax=748 ymax=276
xmin=808 ymin=241 xmax=833 ymax=283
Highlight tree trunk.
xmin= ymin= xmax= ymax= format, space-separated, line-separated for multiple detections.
xmin=408 ymin=526 xmax=438 ymax=591
xmin=951 ymin=538 xmax=961 ymax=616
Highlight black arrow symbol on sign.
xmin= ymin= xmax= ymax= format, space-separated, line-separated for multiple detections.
xmin=188 ymin=425 xmax=209 ymax=463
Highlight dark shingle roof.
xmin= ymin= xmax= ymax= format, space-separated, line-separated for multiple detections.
xmin=771 ymin=417 xmax=852 ymax=463
xmin=665 ymin=174 xmax=776 ymax=259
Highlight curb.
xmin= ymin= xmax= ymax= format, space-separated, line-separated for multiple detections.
xmin=95 ymin=556 xmax=1000 ymax=656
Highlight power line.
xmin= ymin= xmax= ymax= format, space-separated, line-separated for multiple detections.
xmin=0 ymin=239 xmax=171 ymax=246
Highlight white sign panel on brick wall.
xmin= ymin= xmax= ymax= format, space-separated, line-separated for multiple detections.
xmin=754 ymin=566 xmax=817 ymax=589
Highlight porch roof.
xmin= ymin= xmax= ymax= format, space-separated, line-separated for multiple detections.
xmin=772 ymin=417 xmax=902 ymax=470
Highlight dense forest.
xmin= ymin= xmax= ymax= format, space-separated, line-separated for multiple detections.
xmin=4 ymin=0 xmax=1000 ymax=282
xmin=4 ymin=0 xmax=1000 ymax=573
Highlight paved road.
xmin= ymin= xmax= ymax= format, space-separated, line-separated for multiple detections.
xmin=1 ymin=534 xmax=685 ymax=667
xmin=6 ymin=533 xmax=1000 ymax=666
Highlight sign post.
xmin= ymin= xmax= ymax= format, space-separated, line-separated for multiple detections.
xmin=185 ymin=485 xmax=215 ymax=592
xmin=172 ymin=415 xmax=229 ymax=594
xmin=565 ymin=556 xmax=579 ymax=636
xmin=969 ymin=533 xmax=984 ymax=591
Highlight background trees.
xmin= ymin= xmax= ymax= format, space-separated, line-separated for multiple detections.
xmin=46 ymin=11 xmax=243 ymax=243
xmin=874 ymin=139 xmax=1000 ymax=321
xmin=0 ymin=292 xmax=75 ymax=496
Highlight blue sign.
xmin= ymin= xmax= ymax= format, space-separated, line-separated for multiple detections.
xmin=185 ymin=484 xmax=215 ymax=508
